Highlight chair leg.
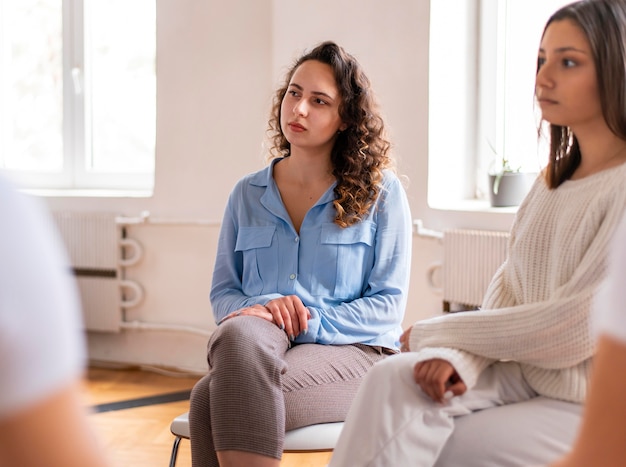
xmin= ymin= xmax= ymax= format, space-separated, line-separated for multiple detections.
xmin=169 ymin=436 xmax=182 ymax=467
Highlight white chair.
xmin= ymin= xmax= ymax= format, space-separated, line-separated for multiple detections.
xmin=169 ymin=412 xmax=343 ymax=467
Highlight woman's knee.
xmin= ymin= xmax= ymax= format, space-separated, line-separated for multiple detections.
xmin=209 ymin=317 xmax=275 ymax=354
xmin=367 ymin=352 xmax=419 ymax=379
xmin=208 ymin=317 xmax=286 ymax=373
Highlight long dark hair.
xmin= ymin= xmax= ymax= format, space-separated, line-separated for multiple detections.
xmin=267 ymin=41 xmax=393 ymax=228
xmin=540 ymin=0 xmax=626 ymax=188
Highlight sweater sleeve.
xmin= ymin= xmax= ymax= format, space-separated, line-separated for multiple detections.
xmin=408 ymin=278 xmax=595 ymax=369
xmin=409 ymin=168 xmax=626 ymax=377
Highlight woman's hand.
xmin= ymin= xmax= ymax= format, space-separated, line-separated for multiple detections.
xmin=217 ymin=296 xmax=311 ymax=342
xmin=264 ymin=295 xmax=311 ymax=341
xmin=413 ymin=358 xmax=467 ymax=403
xmin=218 ymin=304 xmax=274 ymax=325
xmin=399 ymin=327 xmax=412 ymax=352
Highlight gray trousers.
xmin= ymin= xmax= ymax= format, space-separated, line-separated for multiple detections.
xmin=189 ymin=316 xmax=388 ymax=467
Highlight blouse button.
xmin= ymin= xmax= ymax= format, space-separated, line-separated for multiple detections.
xmin=289 ymin=273 xmax=296 ymax=280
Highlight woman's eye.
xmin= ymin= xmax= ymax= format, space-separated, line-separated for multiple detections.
xmin=288 ymin=90 xmax=300 ymax=97
xmin=314 ymin=98 xmax=327 ymax=105
xmin=537 ymin=57 xmax=546 ymax=70
xmin=563 ymin=58 xmax=576 ymax=67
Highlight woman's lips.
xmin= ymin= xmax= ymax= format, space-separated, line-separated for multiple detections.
xmin=288 ymin=122 xmax=306 ymax=132
xmin=537 ymin=97 xmax=558 ymax=105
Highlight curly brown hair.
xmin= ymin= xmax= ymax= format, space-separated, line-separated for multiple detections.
xmin=540 ymin=0 xmax=626 ymax=188
xmin=267 ymin=41 xmax=394 ymax=228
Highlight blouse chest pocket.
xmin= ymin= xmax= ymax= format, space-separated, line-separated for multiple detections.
xmin=235 ymin=226 xmax=277 ymax=296
xmin=312 ymin=222 xmax=376 ymax=299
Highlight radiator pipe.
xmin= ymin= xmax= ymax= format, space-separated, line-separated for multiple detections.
xmin=413 ymin=219 xmax=444 ymax=240
xmin=116 ymin=211 xmax=220 ymax=226
xmin=119 ymin=320 xmax=212 ymax=337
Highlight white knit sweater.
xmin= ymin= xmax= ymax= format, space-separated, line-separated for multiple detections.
xmin=408 ymin=163 xmax=626 ymax=403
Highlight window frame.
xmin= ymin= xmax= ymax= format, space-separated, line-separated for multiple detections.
xmin=0 ymin=0 xmax=155 ymax=192
xmin=427 ymin=0 xmax=569 ymax=210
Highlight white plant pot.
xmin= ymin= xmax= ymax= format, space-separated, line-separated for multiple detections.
xmin=488 ymin=172 xmax=537 ymax=207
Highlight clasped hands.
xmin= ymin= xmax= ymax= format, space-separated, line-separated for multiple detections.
xmin=218 ymin=295 xmax=311 ymax=342
xmin=400 ymin=327 xmax=467 ymax=403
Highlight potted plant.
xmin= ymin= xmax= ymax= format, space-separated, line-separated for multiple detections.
xmin=487 ymin=158 xmax=536 ymax=207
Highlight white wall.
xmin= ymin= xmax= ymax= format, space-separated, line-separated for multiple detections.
xmin=43 ymin=0 xmax=516 ymax=374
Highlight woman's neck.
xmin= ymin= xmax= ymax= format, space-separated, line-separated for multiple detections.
xmin=571 ymin=126 xmax=626 ymax=179
xmin=279 ymin=152 xmax=334 ymax=186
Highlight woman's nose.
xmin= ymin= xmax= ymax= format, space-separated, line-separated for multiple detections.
xmin=294 ymin=100 xmax=308 ymax=116
xmin=535 ymin=62 xmax=554 ymax=90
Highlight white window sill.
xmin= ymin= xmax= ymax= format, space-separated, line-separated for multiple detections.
xmin=22 ymin=188 xmax=153 ymax=198
xmin=428 ymin=198 xmax=519 ymax=214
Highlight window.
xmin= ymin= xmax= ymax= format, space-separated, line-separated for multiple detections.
xmin=428 ymin=0 xmax=570 ymax=208
xmin=0 ymin=0 xmax=156 ymax=191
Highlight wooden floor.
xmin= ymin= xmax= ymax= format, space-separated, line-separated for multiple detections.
xmin=84 ymin=366 xmax=332 ymax=467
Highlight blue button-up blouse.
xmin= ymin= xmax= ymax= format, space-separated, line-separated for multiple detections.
xmin=210 ymin=158 xmax=412 ymax=350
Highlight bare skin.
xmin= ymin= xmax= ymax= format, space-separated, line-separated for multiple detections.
xmin=274 ymin=156 xmax=336 ymax=234
xmin=549 ymin=336 xmax=626 ymax=467
xmin=0 ymin=382 xmax=110 ymax=467
xmin=399 ymin=328 xmax=467 ymax=402
xmin=536 ymin=19 xmax=626 ymax=176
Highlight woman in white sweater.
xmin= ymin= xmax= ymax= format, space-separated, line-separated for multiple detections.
xmin=329 ymin=1 xmax=626 ymax=466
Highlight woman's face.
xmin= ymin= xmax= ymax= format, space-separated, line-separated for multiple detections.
xmin=536 ymin=19 xmax=603 ymax=131
xmin=280 ymin=60 xmax=347 ymax=155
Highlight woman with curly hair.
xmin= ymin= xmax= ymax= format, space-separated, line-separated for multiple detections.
xmin=188 ymin=41 xmax=412 ymax=467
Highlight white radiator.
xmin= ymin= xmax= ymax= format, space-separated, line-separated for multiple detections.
xmin=442 ymin=228 xmax=509 ymax=311
xmin=52 ymin=212 xmax=143 ymax=332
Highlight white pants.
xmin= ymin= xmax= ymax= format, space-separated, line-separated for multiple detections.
xmin=329 ymin=353 xmax=582 ymax=467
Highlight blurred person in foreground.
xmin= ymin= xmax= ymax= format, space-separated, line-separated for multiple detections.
xmin=550 ymin=209 xmax=626 ymax=467
xmin=0 ymin=174 xmax=110 ymax=467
